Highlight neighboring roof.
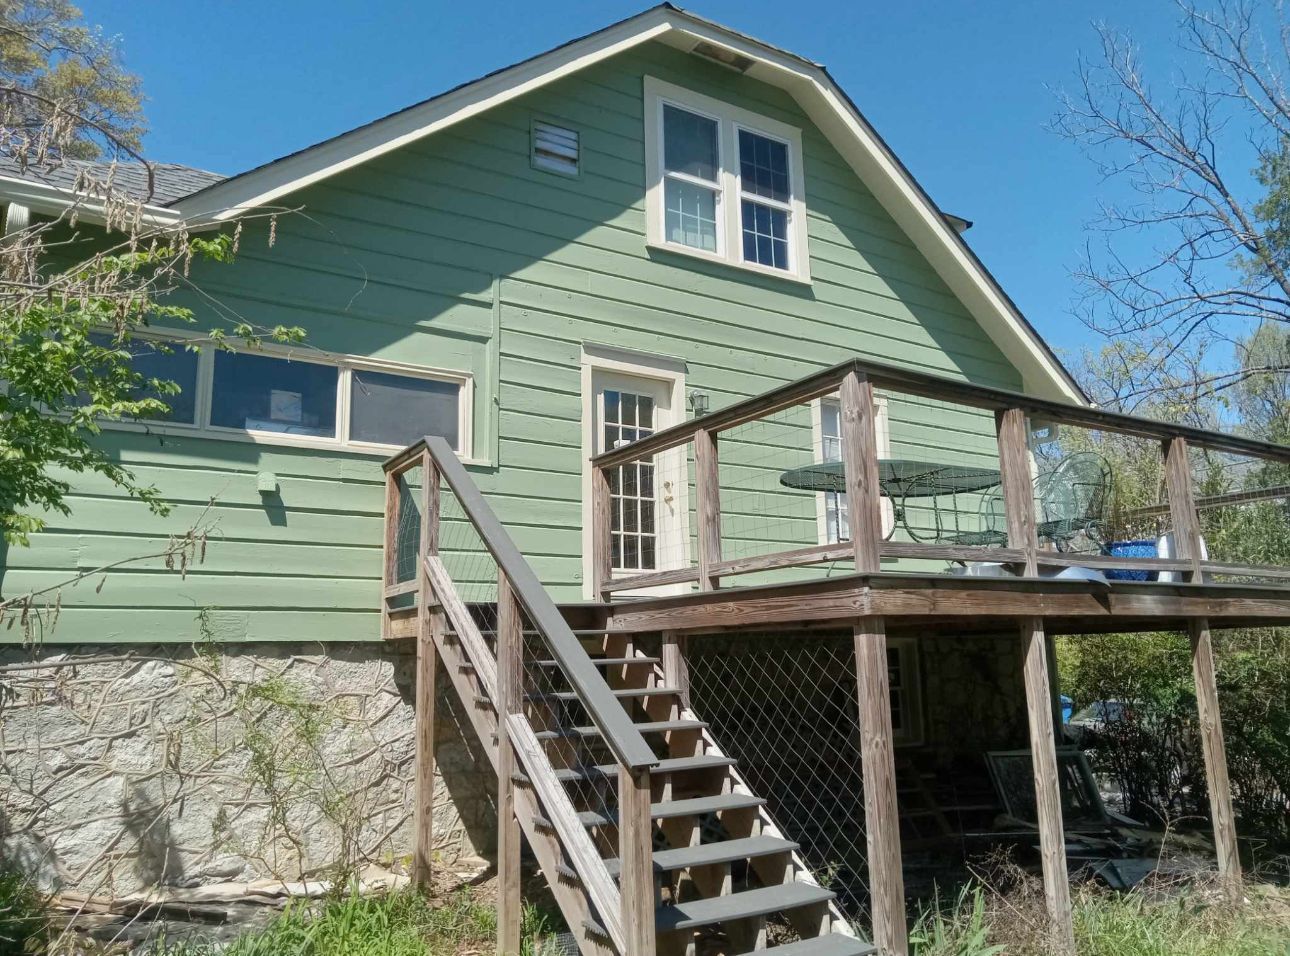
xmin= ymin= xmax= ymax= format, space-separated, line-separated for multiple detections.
xmin=0 ymin=154 xmax=224 ymax=204
xmin=0 ymin=3 xmax=1085 ymax=404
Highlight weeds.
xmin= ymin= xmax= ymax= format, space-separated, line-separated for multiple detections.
xmin=0 ymin=862 xmax=48 ymax=956
xmin=144 ymin=888 xmax=559 ymax=956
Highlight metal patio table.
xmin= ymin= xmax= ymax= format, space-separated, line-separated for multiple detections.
xmin=779 ymin=458 xmax=1002 ymax=541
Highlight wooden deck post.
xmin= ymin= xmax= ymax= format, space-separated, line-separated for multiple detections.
xmin=591 ymin=465 xmax=614 ymax=602
xmin=1165 ymin=437 xmax=1241 ymax=896
xmin=618 ymin=765 xmax=657 ymax=956
xmin=496 ymin=573 xmax=523 ymax=954
xmin=841 ymin=370 xmax=907 ymax=956
xmin=997 ymin=408 xmax=1074 ymax=955
xmin=694 ymin=428 xmax=722 ymax=591
xmin=413 ymin=452 xmax=440 ymax=888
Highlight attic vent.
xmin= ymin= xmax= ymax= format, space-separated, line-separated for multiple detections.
xmin=691 ymin=40 xmax=754 ymax=73
xmin=532 ymin=121 xmax=580 ymax=176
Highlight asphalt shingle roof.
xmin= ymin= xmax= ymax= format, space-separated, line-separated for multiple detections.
xmin=0 ymin=154 xmax=225 ymax=205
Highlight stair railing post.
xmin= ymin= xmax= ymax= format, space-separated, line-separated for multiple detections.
xmin=412 ymin=449 xmax=441 ymax=888
xmin=694 ymin=427 xmax=722 ymax=590
xmin=1164 ymin=437 xmax=1241 ymax=898
xmin=618 ymin=764 xmax=656 ymax=956
xmin=840 ymin=369 xmax=908 ymax=956
xmin=496 ymin=571 xmax=524 ymax=954
xmin=381 ymin=466 xmax=402 ymax=640
xmin=997 ymin=408 xmax=1074 ymax=955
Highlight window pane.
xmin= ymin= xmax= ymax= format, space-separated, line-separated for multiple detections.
xmin=211 ymin=351 xmax=338 ymax=437
xmin=665 ymin=178 xmax=718 ymax=252
xmin=741 ymin=199 xmax=789 ymax=269
xmin=739 ymin=129 xmax=790 ymax=204
xmin=89 ymin=334 xmax=199 ymax=424
xmin=350 ymin=369 xmax=460 ymax=448
xmin=663 ymin=105 xmax=718 ymax=181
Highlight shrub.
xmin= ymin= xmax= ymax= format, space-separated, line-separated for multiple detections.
xmin=0 ymin=863 xmax=48 ymax=956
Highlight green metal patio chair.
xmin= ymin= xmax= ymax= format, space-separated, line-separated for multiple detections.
xmin=946 ymin=452 xmax=1113 ymax=551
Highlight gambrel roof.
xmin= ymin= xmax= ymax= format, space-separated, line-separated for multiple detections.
xmin=0 ymin=4 xmax=1086 ymax=403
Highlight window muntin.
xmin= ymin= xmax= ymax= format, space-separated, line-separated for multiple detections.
xmin=604 ymin=388 xmax=657 ymax=572
xmin=211 ymin=351 xmax=338 ymax=437
xmin=818 ymin=396 xmax=891 ymax=545
xmin=646 ymin=77 xmax=809 ymax=281
xmin=820 ymin=400 xmax=849 ymax=544
xmin=738 ymin=129 xmax=792 ymax=270
xmin=662 ymin=104 xmax=721 ymax=253
xmin=350 ymin=369 xmax=459 ymax=449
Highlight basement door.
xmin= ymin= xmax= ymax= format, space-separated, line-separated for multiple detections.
xmin=590 ymin=368 xmax=689 ymax=595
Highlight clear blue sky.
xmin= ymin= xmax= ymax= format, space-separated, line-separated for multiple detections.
xmin=77 ymin=0 xmax=1203 ymax=360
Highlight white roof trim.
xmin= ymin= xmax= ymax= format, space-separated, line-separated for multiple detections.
xmin=0 ymin=174 xmax=183 ymax=228
xmin=5 ymin=4 xmax=1082 ymax=404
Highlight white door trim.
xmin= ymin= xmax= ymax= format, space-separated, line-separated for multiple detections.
xmin=580 ymin=345 xmax=689 ymax=599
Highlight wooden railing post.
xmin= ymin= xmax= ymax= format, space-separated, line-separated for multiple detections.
xmin=1164 ymin=437 xmax=1242 ymax=897
xmin=618 ymin=765 xmax=656 ymax=956
xmin=591 ymin=465 xmax=613 ymax=602
xmin=694 ymin=428 xmax=722 ymax=590
xmin=412 ymin=452 xmax=441 ymax=889
xmin=997 ymin=408 xmax=1074 ymax=955
xmin=496 ymin=572 xmax=524 ymax=954
xmin=841 ymin=370 xmax=907 ymax=956
xmin=381 ymin=469 xmax=402 ymax=640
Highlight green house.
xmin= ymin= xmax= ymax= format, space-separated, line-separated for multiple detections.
xmin=3 ymin=7 xmax=1267 ymax=955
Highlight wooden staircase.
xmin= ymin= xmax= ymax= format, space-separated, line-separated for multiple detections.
xmin=447 ymin=616 xmax=873 ymax=956
xmin=384 ymin=438 xmax=876 ymax=956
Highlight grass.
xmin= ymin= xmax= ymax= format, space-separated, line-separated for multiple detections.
xmin=911 ymin=878 xmax=1290 ymax=956
xmin=145 ymin=888 xmax=559 ymax=956
xmin=0 ymin=863 xmax=48 ymax=956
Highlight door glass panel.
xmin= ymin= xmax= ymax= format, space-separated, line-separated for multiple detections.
xmin=602 ymin=388 xmax=657 ymax=571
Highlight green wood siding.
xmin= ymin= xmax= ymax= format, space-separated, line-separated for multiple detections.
xmin=2 ymin=41 xmax=1020 ymax=642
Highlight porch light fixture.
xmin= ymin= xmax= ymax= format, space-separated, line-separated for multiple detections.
xmin=689 ymin=390 xmax=710 ymax=417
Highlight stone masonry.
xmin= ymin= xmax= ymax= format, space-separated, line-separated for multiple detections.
xmin=0 ymin=643 xmax=495 ymax=896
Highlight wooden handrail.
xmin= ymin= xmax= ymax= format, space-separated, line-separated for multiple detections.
xmin=385 ymin=437 xmax=658 ymax=772
xmin=590 ymin=356 xmax=1290 ymax=469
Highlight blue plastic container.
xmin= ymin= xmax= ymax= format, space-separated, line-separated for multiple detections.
xmin=1105 ymin=540 xmax=1158 ymax=581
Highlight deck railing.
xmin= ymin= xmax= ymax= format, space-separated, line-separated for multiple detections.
xmin=384 ymin=437 xmax=658 ymax=954
xmin=590 ymin=357 xmax=1290 ymax=599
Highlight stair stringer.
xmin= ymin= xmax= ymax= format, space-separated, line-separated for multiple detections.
xmin=431 ymin=622 xmax=620 ymax=956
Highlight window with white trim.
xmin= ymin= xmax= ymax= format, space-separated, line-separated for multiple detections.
xmin=817 ymin=395 xmax=891 ymax=544
xmin=90 ymin=332 xmax=471 ymax=455
xmin=645 ymin=76 xmax=810 ymax=281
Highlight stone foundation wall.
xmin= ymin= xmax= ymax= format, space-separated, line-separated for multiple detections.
xmin=0 ymin=643 xmax=495 ymax=896
xmin=919 ymin=632 xmax=1028 ymax=764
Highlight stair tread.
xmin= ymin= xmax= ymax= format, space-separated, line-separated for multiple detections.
xmin=534 ymin=719 xmax=707 ymax=740
xmin=530 ymin=686 xmax=679 ymax=701
xmin=553 ymin=754 xmax=736 ymax=783
xmin=656 ymin=882 xmax=837 ymax=932
xmin=536 ymin=657 xmax=659 ymax=667
xmin=603 ymin=835 xmax=797 ymax=875
xmin=577 ymin=792 xmax=766 ymax=828
xmin=729 ymin=934 xmax=877 ymax=956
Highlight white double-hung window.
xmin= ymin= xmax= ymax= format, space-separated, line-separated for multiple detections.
xmin=644 ymin=76 xmax=809 ymax=281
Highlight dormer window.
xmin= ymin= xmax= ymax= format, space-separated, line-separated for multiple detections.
xmin=644 ymin=76 xmax=810 ymax=282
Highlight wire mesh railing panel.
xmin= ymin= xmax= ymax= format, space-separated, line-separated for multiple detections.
xmin=686 ymin=633 xmax=872 ymax=918
xmin=716 ymin=400 xmax=834 ymax=583
xmin=1195 ymin=450 xmax=1290 ymax=580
